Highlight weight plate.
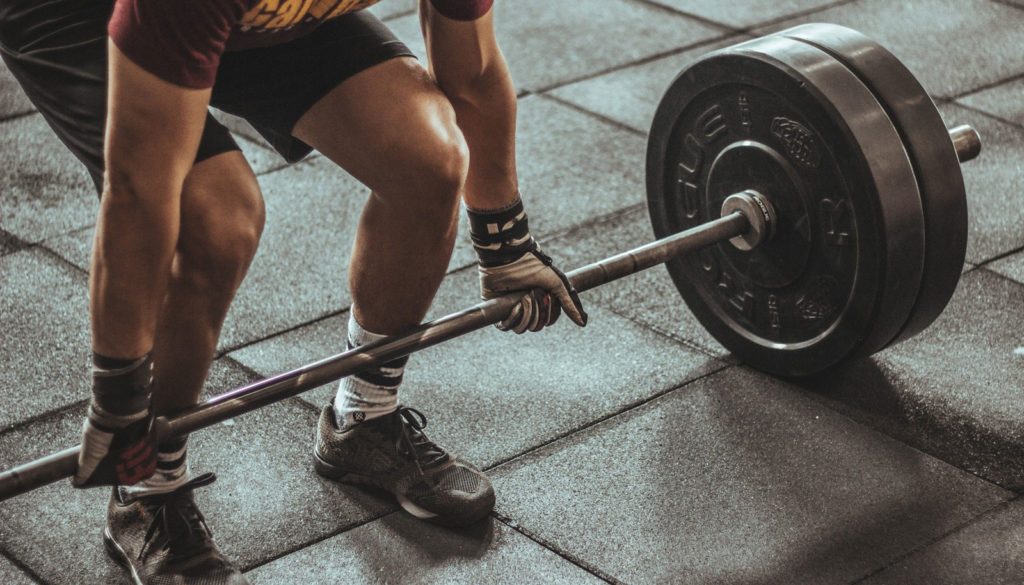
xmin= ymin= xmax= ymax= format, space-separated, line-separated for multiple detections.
xmin=780 ymin=24 xmax=969 ymax=346
xmin=646 ymin=34 xmax=925 ymax=376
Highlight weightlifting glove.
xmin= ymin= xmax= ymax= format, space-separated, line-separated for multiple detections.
xmin=468 ymin=197 xmax=587 ymax=333
xmin=72 ymin=354 xmax=158 ymax=487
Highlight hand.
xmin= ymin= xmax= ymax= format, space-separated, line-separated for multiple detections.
xmin=72 ymin=408 xmax=157 ymax=488
xmin=479 ymin=246 xmax=588 ymax=333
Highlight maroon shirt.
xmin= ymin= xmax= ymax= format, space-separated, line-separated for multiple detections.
xmin=109 ymin=0 xmax=494 ymax=89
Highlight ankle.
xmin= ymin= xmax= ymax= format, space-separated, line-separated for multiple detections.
xmin=333 ymin=313 xmax=405 ymax=428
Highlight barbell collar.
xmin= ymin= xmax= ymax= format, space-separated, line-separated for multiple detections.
xmin=720 ymin=190 xmax=776 ymax=251
xmin=949 ymin=124 xmax=981 ymax=163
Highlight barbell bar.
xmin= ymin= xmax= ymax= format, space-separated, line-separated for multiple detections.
xmin=0 ymin=195 xmax=760 ymax=500
xmin=0 ymin=23 xmax=981 ymax=501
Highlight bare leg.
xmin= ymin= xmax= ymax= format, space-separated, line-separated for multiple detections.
xmin=150 ymin=151 xmax=265 ymax=416
xmin=293 ymin=57 xmax=468 ymax=334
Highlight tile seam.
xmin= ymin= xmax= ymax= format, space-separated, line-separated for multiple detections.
xmin=539 ymin=94 xmax=647 ymax=137
xmin=847 ymin=493 xmax=1024 ymax=584
xmin=0 ymin=397 xmax=89 ymax=437
xmin=531 ymin=34 xmax=741 ymax=95
xmin=948 ymin=101 xmax=1024 ymax=132
xmin=626 ymin=0 xmax=736 ymax=31
xmin=491 ymin=511 xmax=624 ymax=585
xmin=0 ymin=547 xmax=49 ymax=585
xmin=949 ymin=71 xmax=1024 ymax=104
xmin=973 ymin=248 xmax=1024 ymax=274
xmin=0 ymin=109 xmax=35 ymax=123
xmin=239 ymin=509 xmax=399 ymax=574
xmin=215 ymin=307 xmax=352 ymax=359
xmin=484 ymin=361 xmax=732 ymax=474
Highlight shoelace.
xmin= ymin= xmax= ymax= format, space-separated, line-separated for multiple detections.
xmin=138 ymin=472 xmax=217 ymax=561
xmin=395 ymin=407 xmax=450 ymax=474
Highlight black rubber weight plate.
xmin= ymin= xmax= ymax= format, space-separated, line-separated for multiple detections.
xmin=781 ymin=23 xmax=969 ymax=346
xmin=646 ymin=35 xmax=925 ymax=376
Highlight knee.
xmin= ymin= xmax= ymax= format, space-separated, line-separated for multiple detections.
xmin=404 ymin=125 xmax=469 ymax=211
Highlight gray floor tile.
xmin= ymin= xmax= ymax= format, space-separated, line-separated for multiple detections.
xmin=0 ymin=114 xmax=97 ymax=244
xmin=447 ymin=95 xmax=650 ymax=271
xmin=0 ymin=555 xmax=35 ymax=585
xmin=549 ymin=36 xmax=749 ymax=133
xmin=987 ymin=250 xmax=1024 ymax=285
xmin=0 ymin=359 xmax=393 ymax=585
xmin=0 ymin=249 xmax=90 ymax=429
xmin=755 ymin=0 xmax=1024 ymax=98
xmin=491 ymin=367 xmax=1013 ymax=585
xmin=234 ymin=135 xmax=288 ymax=176
xmin=797 ymin=269 xmax=1024 ymax=489
xmin=958 ymin=77 xmax=1024 ymax=126
xmin=0 ymin=61 xmax=34 ymax=118
xmin=861 ymin=497 xmax=1024 ymax=585
xmin=939 ymin=104 xmax=1024 ymax=264
xmin=546 ymin=205 xmax=728 ymax=357
xmin=646 ymin=0 xmax=841 ymax=28
xmin=486 ymin=95 xmax=648 ymax=246
xmin=215 ymin=157 xmax=363 ymax=349
xmin=371 ymin=0 xmax=417 ymax=20
xmin=229 ymin=266 xmax=722 ymax=469
xmin=210 ymin=110 xmax=293 ymax=170
xmin=386 ymin=0 xmax=724 ymax=92
xmin=248 ymin=513 xmax=607 ymax=585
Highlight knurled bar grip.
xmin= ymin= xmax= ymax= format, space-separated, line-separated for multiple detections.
xmin=0 ymin=211 xmax=751 ymax=502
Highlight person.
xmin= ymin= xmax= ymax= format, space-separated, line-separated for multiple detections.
xmin=0 ymin=1 xmax=588 ymax=583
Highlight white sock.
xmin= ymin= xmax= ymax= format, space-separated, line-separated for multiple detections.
xmin=333 ymin=313 xmax=406 ymax=428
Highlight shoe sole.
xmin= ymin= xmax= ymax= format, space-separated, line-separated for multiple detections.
xmin=103 ymin=527 xmax=145 ymax=585
xmin=313 ymin=449 xmax=491 ymax=527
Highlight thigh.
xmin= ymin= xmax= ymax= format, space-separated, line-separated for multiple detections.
xmin=291 ymin=56 xmax=466 ymax=197
xmin=211 ymin=10 xmax=414 ymax=164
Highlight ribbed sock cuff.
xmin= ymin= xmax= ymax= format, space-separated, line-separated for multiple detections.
xmin=334 ymin=314 xmax=404 ymax=427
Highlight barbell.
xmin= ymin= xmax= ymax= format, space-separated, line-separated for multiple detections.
xmin=0 ymin=24 xmax=980 ymax=501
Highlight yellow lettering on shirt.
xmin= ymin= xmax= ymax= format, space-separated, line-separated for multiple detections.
xmin=241 ymin=0 xmax=382 ymax=31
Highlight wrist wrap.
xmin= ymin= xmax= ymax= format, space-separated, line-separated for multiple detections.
xmin=91 ymin=352 xmax=153 ymax=416
xmin=467 ymin=197 xmax=536 ymax=267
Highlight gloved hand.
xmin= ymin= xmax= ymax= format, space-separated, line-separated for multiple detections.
xmin=72 ymin=354 xmax=158 ymax=487
xmin=479 ymin=246 xmax=587 ymax=333
xmin=73 ymin=409 xmax=158 ymax=487
xmin=468 ymin=196 xmax=587 ymax=334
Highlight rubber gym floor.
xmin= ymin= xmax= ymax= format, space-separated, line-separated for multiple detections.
xmin=2 ymin=1 xmax=1023 ymax=583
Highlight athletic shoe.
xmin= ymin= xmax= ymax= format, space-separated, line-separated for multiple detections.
xmin=314 ymin=404 xmax=495 ymax=526
xmin=103 ymin=473 xmax=249 ymax=585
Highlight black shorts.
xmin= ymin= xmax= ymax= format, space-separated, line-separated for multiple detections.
xmin=0 ymin=0 xmax=413 ymax=195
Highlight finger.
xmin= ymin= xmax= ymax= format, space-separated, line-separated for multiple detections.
xmin=541 ymin=264 xmax=588 ymax=327
xmin=547 ymin=295 xmax=561 ymax=328
xmin=530 ymin=290 xmax=550 ymax=332
xmin=498 ymin=303 xmax=522 ymax=331
xmin=512 ymin=296 xmax=533 ymax=334
xmin=550 ymin=282 xmax=587 ymax=327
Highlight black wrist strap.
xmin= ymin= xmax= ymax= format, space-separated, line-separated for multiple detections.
xmin=467 ymin=197 xmax=537 ymax=267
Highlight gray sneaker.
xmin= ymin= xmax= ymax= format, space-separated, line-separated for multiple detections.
xmin=103 ymin=473 xmax=249 ymax=585
xmin=314 ymin=404 xmax=495 ymax=526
